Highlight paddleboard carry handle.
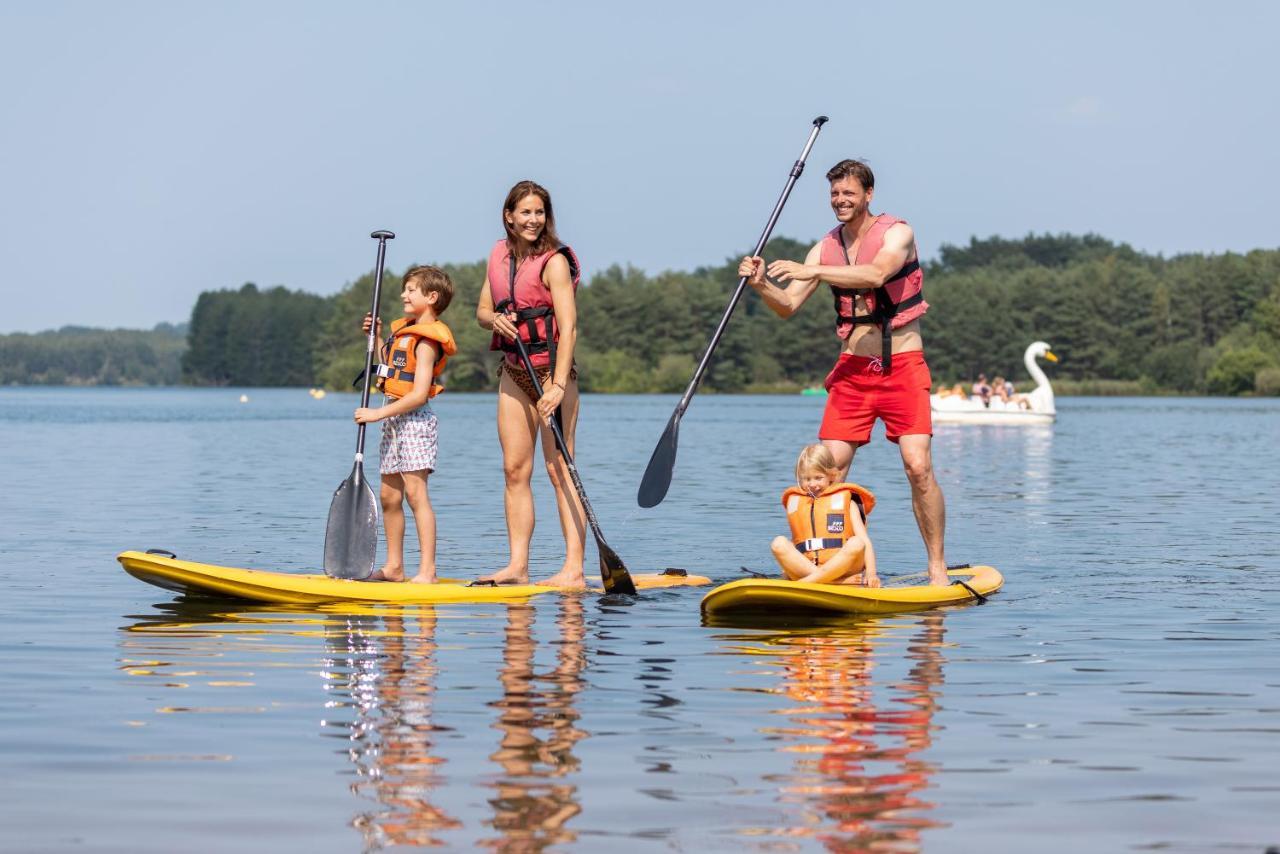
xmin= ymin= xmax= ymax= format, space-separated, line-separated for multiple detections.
xmin=951 ymin=578 xmax=987 ymax=604
xmin=145 ymin=548 xmax=177 ymax=559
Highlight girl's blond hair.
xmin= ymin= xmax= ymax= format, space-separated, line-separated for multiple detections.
xmin=794 ymin=443 xmax=839 ymax=483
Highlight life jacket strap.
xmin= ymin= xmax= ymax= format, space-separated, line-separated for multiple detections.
xmin=830 ymin=263 xmax=925 ymax=374
xmin=376 ymin=364 xmax=413 ymax=382
xmin=794 ymin=537 xmax=844 ymax=554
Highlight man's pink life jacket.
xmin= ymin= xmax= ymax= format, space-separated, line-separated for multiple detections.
xmin=819 ymin=214 xmax=927 ymax=373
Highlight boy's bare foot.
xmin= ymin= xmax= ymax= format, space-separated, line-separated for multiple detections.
xmin=538 ymin=566 xmax=587 ymax=590
xmin=477 ymin=565 xmax=529 ymax=585
xmin=369 ymin=564 xmax=405 ymax=582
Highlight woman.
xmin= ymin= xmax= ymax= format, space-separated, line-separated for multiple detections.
xmin=476 ymin=180 xmax=586 ymax=588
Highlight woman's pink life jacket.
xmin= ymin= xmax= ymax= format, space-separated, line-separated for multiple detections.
xmin=819 ymin=214 xmax=928 ymax=373
xmin=486 ymin=239 xmax=581 ymax=370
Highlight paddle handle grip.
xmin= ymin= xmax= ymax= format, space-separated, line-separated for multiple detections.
xmin=355 ymin=231 xmax=395 ymax=455
xmin=676 ymin=118 xmax=827 ymax=412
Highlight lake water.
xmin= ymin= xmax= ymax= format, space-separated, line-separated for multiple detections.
xmin=2 ymin=388 xmax=1277 ymax=853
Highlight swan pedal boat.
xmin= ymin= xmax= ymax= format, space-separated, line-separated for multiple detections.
xmin=932 ymin=341 xmax=1058 ymax=425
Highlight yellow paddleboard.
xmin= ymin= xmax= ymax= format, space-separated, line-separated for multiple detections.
xmin=701 ymin=565 xmax=1003 ymax=617
xmin=118 ymin=550 xmax=708 ymax=605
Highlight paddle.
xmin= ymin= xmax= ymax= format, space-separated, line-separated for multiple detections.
xmin=323 ymin=230 xmax=395 ymax=579
xmin=637 ymin=116 xmax=828 ymax=508
xmin=509 ymin=335 xmax=638 ymax=596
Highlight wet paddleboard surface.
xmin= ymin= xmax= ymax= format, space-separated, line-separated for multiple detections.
xmin=118 ymin=549 xmax=709 ymax=604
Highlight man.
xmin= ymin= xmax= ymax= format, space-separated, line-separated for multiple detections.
xmin=738 ymin=159 xmax=949 ymax=585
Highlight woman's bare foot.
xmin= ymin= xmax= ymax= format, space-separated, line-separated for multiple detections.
xmin=476 ymin=564 xmax=529 ymax=585
xmin=538 ymin=565 xmax=587 ymax=590
xmin=369 ymin=564 xmax=405 ymax=582
xmin=408 ymin=572 xmax=437 ymax=584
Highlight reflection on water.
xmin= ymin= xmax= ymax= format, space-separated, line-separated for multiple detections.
xmin=484 ymin=599 xmax=586 ymax=850
xmin=124 ymin=599 xmax=591 ymax=851
xmin=319 ymin=600 xmax=588 ymax=851
xmin=323 ymin=609 xmax=462 ymax=848
xmin=716 ymin=614 xmax=947 ymax=852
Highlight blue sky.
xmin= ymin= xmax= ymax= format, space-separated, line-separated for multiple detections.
xmin=2 ymin=1 xmax=1277 ymax=333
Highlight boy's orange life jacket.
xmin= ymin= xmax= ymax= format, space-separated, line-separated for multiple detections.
xmin=376 ymin=317 xmax=457 ymax=399
xmin=782 ymin=482 xmax=876 ymax=565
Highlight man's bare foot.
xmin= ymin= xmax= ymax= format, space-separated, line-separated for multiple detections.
xmin=927 ymin=564 xmax=950 ymax=586
xmin=476 ymin=565 xmax=529 ymax=585
xmin=369 ymin=564 xmax=404 ymax=582
xmin=408 ymin=572 xmax=437 ymax=584
xmin=538 ymin=566 xmax=587 ymax=590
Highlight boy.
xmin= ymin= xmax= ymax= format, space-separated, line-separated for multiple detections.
xmin=355 ymin=266 xmax=457 ymax=583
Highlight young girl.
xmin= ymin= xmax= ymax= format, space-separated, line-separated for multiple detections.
xmin=770 ymin=444 xmax=880 ymax=586
xmin=355 ymin=266 xmax=458 ymax=583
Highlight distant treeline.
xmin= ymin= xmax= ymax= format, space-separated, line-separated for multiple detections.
xmin=0 ymin=323 xmax=186 ymax=385
xmin=6 ymin=234 xmax=1280 ymax=394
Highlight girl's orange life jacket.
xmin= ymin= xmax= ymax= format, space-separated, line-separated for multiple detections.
xmin=485 ymin=239 xmax=581 ymax=370
xmin=376 ymin=317 xmax=457 ymax=400
xmin=819 ymin=213 xmax=927 ymax=374
xmin=782 ymin=482 xmax=876 ymax=565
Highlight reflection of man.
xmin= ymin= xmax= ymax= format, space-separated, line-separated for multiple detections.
xmin=769 ymin=613 xmax=947 ymax=847
xmin=740 ymin=159 xmax=948 ymax=584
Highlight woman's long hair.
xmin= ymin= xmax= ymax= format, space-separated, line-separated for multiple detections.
xmin=502 ymin=180 xmax=562 ymax=259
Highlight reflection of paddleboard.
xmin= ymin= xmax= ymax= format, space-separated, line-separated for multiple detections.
xmin=701 ymin=565 xmax=1002 ymax=617
xmin=118 ymin=550 xmax=709 ymax=605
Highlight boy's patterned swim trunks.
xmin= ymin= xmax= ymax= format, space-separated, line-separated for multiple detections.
xmin=379 ymin=406 xmax=438 ymax=475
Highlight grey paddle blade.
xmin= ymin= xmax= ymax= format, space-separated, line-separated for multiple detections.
xmin=323 ymin=461 xmax=378 ymax=579
xmin=637 ymin=414 xmax=679 ymax=508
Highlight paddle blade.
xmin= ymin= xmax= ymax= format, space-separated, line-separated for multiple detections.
xmin=323 ymin=462 xmax=379 ymax=579
xmin=597 ymin=539 xmax=637 ymax=596
xmin=637 ymin=414 xmax=679 ymax=508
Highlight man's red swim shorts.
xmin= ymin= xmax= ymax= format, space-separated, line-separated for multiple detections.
xmin=818 ymin=350 xmax=933 ymax=445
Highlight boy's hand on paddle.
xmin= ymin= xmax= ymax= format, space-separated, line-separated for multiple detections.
xmin=354 ymin=407 xmax=380 ymax=424
xmin=491 ymin=311 xmax=519 ymax=340
xmin=739 ymin=255 xmax=766 ymax=287
xmin=361 ymin=313 xmax=382 ymax=337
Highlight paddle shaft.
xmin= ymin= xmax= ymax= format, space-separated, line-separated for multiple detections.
xmin=355 ymin=231 xmax=395 ymax=458
xmin=509 ymin=337 xmax=634 ymax=592
xmin=673 ymin=117 xmax=827 ymax=415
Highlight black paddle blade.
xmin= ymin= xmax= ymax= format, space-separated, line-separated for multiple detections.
xmin=597 ymin=539 xmax=637 ymax=596
xmin=323 ymin=462 xmax=378 ymax=579
xmin=637 ymin=414 xmax=679 ymax=508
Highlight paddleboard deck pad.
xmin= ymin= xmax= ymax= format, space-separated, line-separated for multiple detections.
xmin=119 ymin=550 xmax=709 ymax=605
xmin=701 ymin=565 xmax=1003 ymax=617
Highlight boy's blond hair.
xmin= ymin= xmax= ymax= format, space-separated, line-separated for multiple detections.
xmin=403 ymin=265 xmax=454 ymax=314
xmin=794 ymin=443 xmax=840 ymax=483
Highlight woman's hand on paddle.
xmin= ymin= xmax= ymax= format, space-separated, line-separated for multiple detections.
xmin=536 ymin=380 xmax=565 ymax=420
xmin=767 ymin=259 xmax=812 ymax=283
xmin=354 ymin=407 xmax=381 ymax=424
xmin=491 ymin=311 xmax=519 ymax=341
xmin=739 ymin=256 xmax=766 ymax=288
xmin=362 ymin=313 xmax=382 ymax=338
